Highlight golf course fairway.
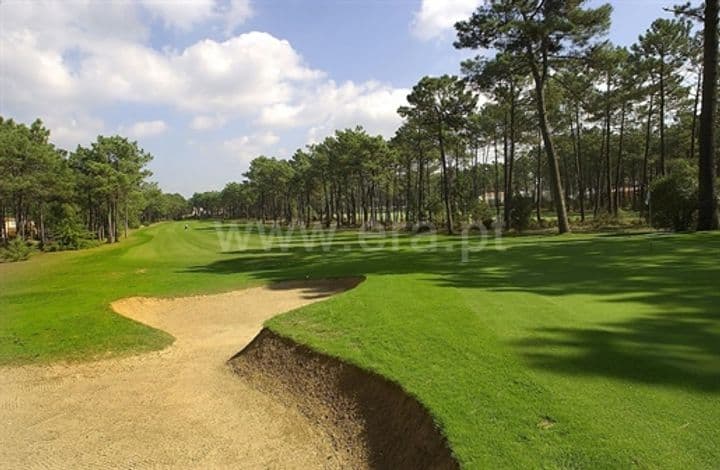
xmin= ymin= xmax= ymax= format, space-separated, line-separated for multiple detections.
xmin=1 ymin=221 xmax=719 ymax=468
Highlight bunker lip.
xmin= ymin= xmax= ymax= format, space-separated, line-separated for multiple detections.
xmin=2 ymin=276 xmax=457 ymax=468
xmin=2 ymin=277 xmax=366 ymax=468
xmin=265 ymin=276 xmax=366 ymax=299
xmin=228 ymin=327 xmax=459 ymax=470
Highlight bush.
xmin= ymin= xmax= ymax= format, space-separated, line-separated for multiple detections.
xmin=471 ymin=200 xmax=496 ymax=230
xmin=649 ymin=160 xmax=698 ymax=231
xmin=46 ymin=203 xmax=94 ymax=251
xmin=509 ymin=196 xmax=534 ymax=232
xmin=589 ymin=211 xmax=619 ymax=230
xmin=0 ymin=238 xmax=33 ymax=262
xmin=529 ymin=217 xmax=557 ymax=230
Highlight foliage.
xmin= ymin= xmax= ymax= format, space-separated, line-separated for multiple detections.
xmin=455 ymin=0 xmax=612 ymax=234
xmin=470 ymin=199 xmax=495 ymax=229
xmin=0 ymin=237 xmax=33 ymax=262
xmin=0 ymin=116 xmax=189 ymax=250
xmin=399 ymin=75 xmax=478 ymax=233
xmin=508 ymin=195 xmax=534 ymax=232
xmin=46 ymin=204 xmax=91 ymax=250
xmin=649 ymin=160 xmax=698 ymax=231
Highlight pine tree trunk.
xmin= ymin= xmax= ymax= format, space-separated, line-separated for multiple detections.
xmin=572 ymin=105 xmax=586 ymax=222
xmin=604 ymin=77 xmax=613 ymax=214
xmin=0 ymin=202 xmax=5 ymax=243
xmin=107 ymin=203 xmax=114 ymax=244
xmin=529 ymin=54 xmax=570 ymax=233
xmin=506 ymin=83 xmax=516 ymax=226
xmin=439 ymin=129 xmax=453 ymax=234
xmin=698 ymin=0 xmax=719 ymax=230
xmin=641 ymin=95 xmax=654 ymax=208
xmin=659 ymin=57 xmax=666 ymax=176
xmin=417 ymin=155 xmax=424 ymax=222
xmin=503 ymin=111 xmax=509 ymax=226
xmin=39 ymin=205 xmax=46 ymax=246
xmin=124 ymin=201 xmax=129 ymax=238
xmin=689 ymin=67 xmax=702 ymax=160
xmin=536 ymin=130 xmax=542 ymax=223
xmin=614 ymin=101 xmax=627 ymax=215
xmin=494 ymin=131 xmax=501 ymax=220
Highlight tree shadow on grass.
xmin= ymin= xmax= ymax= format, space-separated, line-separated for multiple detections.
xmin=513 ymin=311 xmax=720 ymax=393
xmin=181 ymin=232 xmax=720 ymax=393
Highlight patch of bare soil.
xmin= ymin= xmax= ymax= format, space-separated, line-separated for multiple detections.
xmin=0 ymin=279 xmax=360 ymax=468
xmin=229 ymin=329 xmax=459 ymax=470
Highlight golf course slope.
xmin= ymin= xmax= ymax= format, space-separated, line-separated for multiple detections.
xmin=230 ymin=327 xmax=458 ymax=469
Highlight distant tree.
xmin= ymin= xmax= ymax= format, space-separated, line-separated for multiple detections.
xmin=71 ymin=136 xmax=152 ymax=242
xmin=462 ymin=53 xmax=526 ymax=226
xmin=634 ymin=18 xmax=693 ymax=176
xmin=456 ymin=0 xmax=612 ymax=234
xmin=399 ymin=75 xmax=477 ymax=234
xmin=392 ymin=121 xmax=436 ymax=225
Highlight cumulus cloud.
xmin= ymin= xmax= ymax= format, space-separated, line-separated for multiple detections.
xmin=49 ymin=115 xmax=106 ymax=149
xmin=222 ymin=131 xmax=280 ymax=162
xmin=411 ymin=0 xmax=481 ymax=40
xmin=123 ymin=120 xmax=169 ymax=138
xmin=0 ymin=0 xmax=409 ymax=161
xmin=171 ymin=33 xmax=324 ymax=112
xmin=138 ymin=0 xmax=252 ymax=33
xmin=1 ymin=29 xmax=324 ymax=117
xmin=190 ymin=115 xmax=228 ymax=131
xmin=301 ymin=81 xmax=409 ymax=143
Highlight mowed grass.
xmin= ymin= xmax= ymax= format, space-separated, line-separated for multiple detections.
xmin=2 ymin=221 xmax=719 ymax=468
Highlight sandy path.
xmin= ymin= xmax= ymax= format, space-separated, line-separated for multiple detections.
xmin=0 ymin=279 xmax=358 ymax=469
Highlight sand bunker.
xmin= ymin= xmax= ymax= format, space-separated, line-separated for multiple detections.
xmin=231 ymin=328 xmax=458 ymax=469
xmin=1 ymin=277 xmax=456 ymax=469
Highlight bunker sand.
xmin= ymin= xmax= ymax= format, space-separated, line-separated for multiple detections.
xmin=0 ymin=279 xmax=359 ymax=469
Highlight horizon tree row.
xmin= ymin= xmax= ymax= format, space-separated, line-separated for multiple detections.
xmin=195 ymin=0 xmax=718 ymax=234
xmin=0 ymin=117 xmax=189 ymax=250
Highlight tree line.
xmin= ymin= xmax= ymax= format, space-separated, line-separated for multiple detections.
xmin=0 ymin=117 xmax=189 ymax=251
xmin=4 ymin=0 xmax=718 ymax=252
xmin=193 ymin=1 xmax=719 ymax=234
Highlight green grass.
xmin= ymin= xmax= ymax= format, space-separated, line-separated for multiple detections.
xmin=2 ymin=221 xmax=719 ymax=468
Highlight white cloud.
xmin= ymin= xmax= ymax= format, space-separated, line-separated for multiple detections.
xmin=49 ymin=115 xmax=106 ymax=149
xmin=257 ymin=103 xmax=305 ymax=128
xmin=411 ymin=0 xmax=481 ymax=40
xmin=124 ymin=120 xmax=169 ymax=138
xmin=221 ymin=0 xmax=254 ymax=35
xmin=139 ymin=0 xmax=252 ymax=33
xmin=1 ymin=28 xmax=324 ymax=120
xmin=0 ymin=0 xmax=409 ymax=166
xmin=258 ymin=80 xmax=410 ymax=145
xmin=140 ymin=0 xmax=217 ymax=30
xmin=300 ymin=81 xmax=409 ymax=144
xmin=190 ymin=115 xmax=228 ymax=131
xmin=222 ymin=131 xmax=280 ymax=162
xmin=170 ymin=33 xmax=324 ymax=112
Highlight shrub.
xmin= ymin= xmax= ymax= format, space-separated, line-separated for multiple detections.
xmin=649 ymin=160 xmax=698 ymax=231
xmin=589 ymin=211 xmax=619 ymax=230
xmin=46 ymin=203 xmax=94 ymax=251
xmin=471 ymin=200 xmax=496 ymax=230
xmin=529 ymin=217 xmax=557 ymax=230
xmin=509 ymin=196 xmax=534 ymax=232
xmin=0 ymin=238 xmax=33 ymax=262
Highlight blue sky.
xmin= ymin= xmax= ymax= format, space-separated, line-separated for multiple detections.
xmin=1 ymin=0 xmax=674 ymax=196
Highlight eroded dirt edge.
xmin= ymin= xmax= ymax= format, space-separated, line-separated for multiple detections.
xmin=228 ymin=326 xmax=459 ymax=470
